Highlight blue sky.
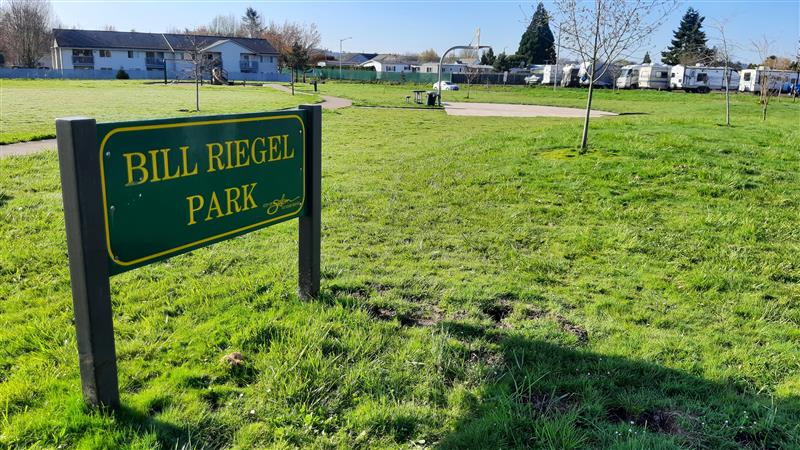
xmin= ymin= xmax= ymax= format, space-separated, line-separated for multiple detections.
xmin=51 ymin=0 xmax=799 ymax=64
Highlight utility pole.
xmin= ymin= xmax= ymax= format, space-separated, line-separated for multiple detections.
xmin=339 ymin=37 xmax=352 ymax=80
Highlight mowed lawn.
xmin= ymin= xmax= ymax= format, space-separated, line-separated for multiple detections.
xmin=0 ymin=79 xmax=321 ymax=144
xmin=1 ymin=80 xmax=800 ymax=449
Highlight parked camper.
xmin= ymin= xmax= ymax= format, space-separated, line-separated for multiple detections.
xmin=542 ymin=64 xmax=563 ymax=85
xmin=670 ymin=65 xmax=730 ymax=93
xmin=579 ymin=62 xmax=616 ymax=88
xmin=616 ymin=64 xmax=642 ymax=89
xmin=561 ymin=64 xmax=581 ymax=87
xmin=638 ymin=64 xmax=672 ymax=90
xmin=739 ymin=67 xmax=799 ymax=93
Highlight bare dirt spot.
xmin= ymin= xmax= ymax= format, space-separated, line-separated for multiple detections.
xmin=482 ymin=302 xmax=513 ymax=323
xmin=554 ymin=314 xmax=589 ymax=344
xmin=518 ymin=392 xmax=577 ymax=416
xmin=367 ymin=304 xmax=443 ymax=327
xmin=607 ymin=407 xmax=685 ymax=435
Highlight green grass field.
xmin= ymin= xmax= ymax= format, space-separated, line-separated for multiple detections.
xmin=0 ymin=80 xmax=321 ymax=144
xmin=1 ymin=79 xmax=799 ymax=449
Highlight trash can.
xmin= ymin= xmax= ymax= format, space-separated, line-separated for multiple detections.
xmin=426 ymin=91 xmax=438 ymax=106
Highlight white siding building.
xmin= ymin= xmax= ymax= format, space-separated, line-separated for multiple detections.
xmin=51 ymin=29 xmax=280 ymax=76
xmin=360 ymin=54 xmax=416 ymax=73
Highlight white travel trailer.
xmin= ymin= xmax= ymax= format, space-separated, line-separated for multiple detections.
xmin=541 ymin=64 xmax=563 ymax=85
xmin=669 ymin=65 xmax=734 ymax=93
xmin=579 ymin=62 xmax=616 ymax=87
xmin=561 ymin=63 xmax=581 ymax=87
xmin=638 ymin=64 xmax=672 ymax=89
xmin=739 ymin=67 xmax=799 ymax=93
xmin=615 ymin=64 xmax=642 ymax=89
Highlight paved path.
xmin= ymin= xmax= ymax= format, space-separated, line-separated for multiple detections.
xmin=264 ymin=84 xmax=352 ymax=110
xmin=443 ymin=102 xmax=616 ymax=118
xmin=0 ymin=139 xmax=57 ymax=159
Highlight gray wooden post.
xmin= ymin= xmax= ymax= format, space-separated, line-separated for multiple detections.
xmin=298 ymin=105 xmax=322 ymax=299
xmin=56 ymin=117 xmax=120 ymax=408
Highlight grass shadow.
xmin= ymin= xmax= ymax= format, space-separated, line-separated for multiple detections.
xmin=0 ymin=191 xmax=11 ymax=208
xmin=437 ymin=333 xmax=800 ymax=449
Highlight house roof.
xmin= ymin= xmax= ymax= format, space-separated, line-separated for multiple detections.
xmin=366 ymin=54 xmax=417 ymax=65
xmin=53 ymin=29 xmax=278 ymax=54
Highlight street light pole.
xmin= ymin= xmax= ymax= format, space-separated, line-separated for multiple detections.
xmin=437 ymin=44 xmax=491 ymax=106
xmin=339 ymin=37 xmax=352 ymax=80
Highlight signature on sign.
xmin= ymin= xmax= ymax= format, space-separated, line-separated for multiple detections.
xmin=265 ymin=194 xmax=302 ymax=215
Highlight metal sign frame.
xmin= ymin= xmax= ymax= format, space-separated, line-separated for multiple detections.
xmin=55 ymin=104 xmax=321 ymax=407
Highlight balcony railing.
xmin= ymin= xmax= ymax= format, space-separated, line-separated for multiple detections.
xmin=240 ymin=60 xmax=258 ymax=72
xmin=145 ymin=57 xmax=165 ymax=68
xmin=72 ymin=56 xmax=94 ymax=66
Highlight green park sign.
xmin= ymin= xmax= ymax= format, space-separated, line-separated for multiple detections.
xmin=56 ymin=106 xmax=322 ymax=407
xmin=98 ymin=112 xmax=307 ymax=274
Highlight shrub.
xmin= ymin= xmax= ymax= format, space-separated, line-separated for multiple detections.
xmin=115 ymin=68 xmax=130 ymax=80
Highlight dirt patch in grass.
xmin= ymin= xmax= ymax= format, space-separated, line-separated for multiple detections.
xmin=607 ymin=406 xmax=685 ymax=435
xmin=367 ymin=304 xmax=443 ymax=327
xmin=518 ymin=392 xmax=577 ymax=416
xmin=554 ymin=314 xmax=589 ymax=344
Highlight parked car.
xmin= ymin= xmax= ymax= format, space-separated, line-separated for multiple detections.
xmin=433 ymin=81 xmax=459 ymax=91
xmin=524 ymin=74 xmax=542 ymax=85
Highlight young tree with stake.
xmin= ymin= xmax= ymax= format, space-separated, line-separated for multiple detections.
xmin=554 ymin=0 xmax=676 ymax=153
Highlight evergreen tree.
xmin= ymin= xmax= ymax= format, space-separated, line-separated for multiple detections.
xmin=517 ymin=2 xmax=556 ymax=64
xmin=241 ymin=7 xmax=264 ymax=38
xmin=662 ymin=7 xmax=712 ymax=65
xmin=480 ymin=47 xmax=496 ymax=65
xmin=642 ymin=52 xmax=651 ymax=64
xmin=492 ymin=52 xmax=508 ymax=72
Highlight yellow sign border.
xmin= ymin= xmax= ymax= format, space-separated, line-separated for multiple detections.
xmin=98 ymin=114 xmax=306 ymax=267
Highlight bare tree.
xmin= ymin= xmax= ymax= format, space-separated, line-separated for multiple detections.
xmin=182 ymin=33 xmax=211 ymax=112
xmin=206 ymin=14 xmax=241 ymax=37
xmin=752 ymin=37 xmax=788 ymax=121
xmin=0 ymin=0 xmax=53 ymax=68
xmin=263 ymin=20 xmax=321 ymax=72
xmin=419 ymin=48 xmax=440 ymax=63
xmin=710 ymin=21 xmax=736 ymax=126
xmin=554 ymin=0 xmax=677 ymax=153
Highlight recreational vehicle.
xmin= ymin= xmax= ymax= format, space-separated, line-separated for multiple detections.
xmin=561 ymin=64 xmax=581 ymax=87
xmin=670 ymin=65 xmax=731 ymax=93
xmin=541 ymin=64 xmax=563 ymax=85
xmin=616 ymin=64 xmax=642 ymax=89
xmin=578 ymin=62 xmax=616 ymax=88
xmin=739 ymin=67 xmax=799 ymax=93
xmin=638 ymin=64 xmax=672 ymax=89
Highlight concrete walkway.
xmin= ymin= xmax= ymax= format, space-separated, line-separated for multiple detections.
xmin=264 ymin=84 xmax=352 ymax=110
xmin=443 ymin=102 xmax=616 ymax=118
xmin=0 ymin=139 xmax=57 ymax=159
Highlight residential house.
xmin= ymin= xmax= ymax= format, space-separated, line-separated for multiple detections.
xmin=51 ymin=29 xmax=280 ymax=75
xmin=360 ymin=54 xmax=416 ymax=73
xmin=318 ymin=52 xmax=378 ymax=68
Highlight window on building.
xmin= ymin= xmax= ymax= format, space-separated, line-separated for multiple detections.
xmin=697 ymin=73 xmax=708 ymax=82
xmin=99 ymin=50 xmax=111 ymax=57
xmin=127 ymin=51 xmax=133 ymax=58
xmin=743 ymin=73 xmax=751 ymax=81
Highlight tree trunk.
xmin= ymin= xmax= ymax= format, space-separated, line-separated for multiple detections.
xmin=291 ymin=68 xmax=295 ymax=95
xmin=580 ymin=0 xmax=602 ymax=154
xmin=724 ymin=66 xmax=730 ymax=126
xmin=580 ymin=77 xmax=594 ymax=153
xmin=195 ymin=67 xmax=200 ymax=112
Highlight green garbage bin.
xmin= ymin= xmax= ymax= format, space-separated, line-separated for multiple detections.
xmin=426 ymin=91 xmax=438 ymax=106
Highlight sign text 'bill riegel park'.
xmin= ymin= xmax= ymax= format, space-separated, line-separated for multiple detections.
xmin=56 ymin=106 xmax=321 ymax=407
